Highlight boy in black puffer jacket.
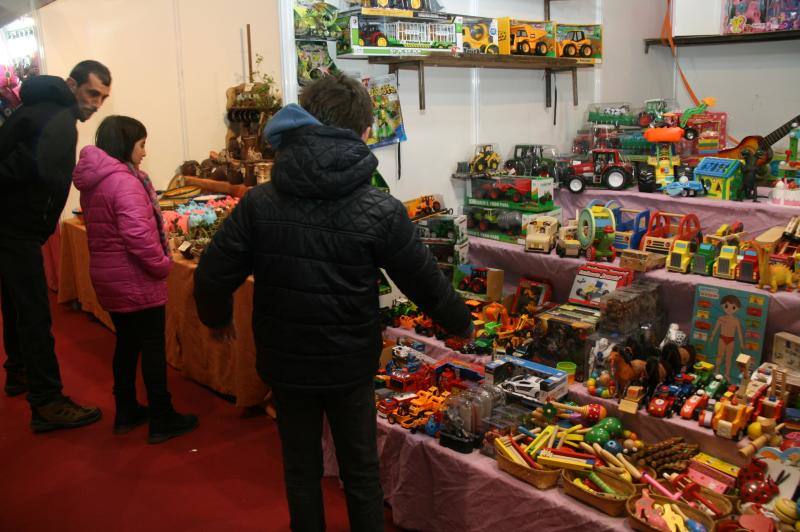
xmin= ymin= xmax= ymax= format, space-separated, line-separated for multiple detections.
xmin=194 ymin=74 xmax=470 ymax=531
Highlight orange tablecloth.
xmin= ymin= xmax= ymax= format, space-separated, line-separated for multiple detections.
xmin=58 ymin=218 xmax=268 ymax=407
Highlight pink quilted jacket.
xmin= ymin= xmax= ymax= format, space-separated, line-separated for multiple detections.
xmin=73 ymin=145 xmax=172 ymax=313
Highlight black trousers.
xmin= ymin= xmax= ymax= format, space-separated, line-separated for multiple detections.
xmin=273 ymin=381 xmax=384 ymax=532
xmin=109 ymin=306 xmax=172 ymax=415
xmin=0 ymin=238 xmax=64 ymax=405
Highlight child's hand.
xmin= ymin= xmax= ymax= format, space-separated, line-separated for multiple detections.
xmin=211 ymin=322 xmax=237 ymax=343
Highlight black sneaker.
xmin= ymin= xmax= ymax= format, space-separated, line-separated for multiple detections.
xmin=31 ymin=396 xmax=102 ymax=433
xmin=148 ymin=411 xmax=198 ymax=444
xmin=4 ymin=371 xmax=27 ymax=397
xmin=114 ymin=404 xmax=150 ymax=435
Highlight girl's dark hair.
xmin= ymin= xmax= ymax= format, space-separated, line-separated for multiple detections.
xmin=95 ymin=115 xmax=146 ymax=163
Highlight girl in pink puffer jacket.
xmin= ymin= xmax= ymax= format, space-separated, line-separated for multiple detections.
xmin=73 ymin=115 xmax=197 ymax=444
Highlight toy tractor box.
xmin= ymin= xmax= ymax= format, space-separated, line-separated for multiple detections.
xmin=404 ymin=194 xmax=446 ymax=221
xmin=465 ymin=205 xmax=562 ymax=245
xmin=465 ymin=176 xmax=555 ymax=213
xmin=453 ymin=264 xmax=503 ymax=302
xmin=587 ymin=102 xmax=639 ymax=127
xmin=415 ymin=213 xmax=467 ymax=243
xmin=294 ymin=2 xmax=342 ymax=41
xmin=555 ymin=23 xmax=602 ymax=63
xmin=425 ymin=239 xmax=469 ymax=267
xmin=526 ymin=306 xmax=597 ymax=383
xmin=461 ymin=16 xmax=500 ymax=55
xmin=497 ymin=18 xmax=555 ymax=57
xmin=337 ymin=8 xmax=463 ymax=57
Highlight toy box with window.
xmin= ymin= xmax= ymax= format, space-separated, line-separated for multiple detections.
xmin=453 ymin=264 xmax=504 ymax=302
xmin=511 ymin=277 xmax=553 ymax=316
xmin=523 ymin=307 xmax=597 ymax=383
xmin=465 ymin=205 xmax=562 ymax=245
xmin=497 ymin=18 xmax=555 ymax=57
xmin=567 ymin=263 xmax=634 ymax=308
xmin=465 ymin=176 xmax=555 ymax=213
xmin=723 ymin=0 xmax=768 ymax=33
xmin=295 ymin=1 xmax=342 ymax=40
xmin=344 ymin=1 xmax=444 ymax=14
xmin=586 ymin=102 xmax=640 ymax=127
xmin=336 ymin=8 xmax=462 ymax=57
xmin=489 ymin=356 xmax=569 ymax=404
xmin=554 ymin=23 xmax=602 ymax=63
xmin=675 ymin=112 xmax=728 ymax=159
xmin=461 ymin=16 xmax=500 ymax=55
xmin=766 ymin=0 xmax=800 ymax=30
xmin=415 ymin=213 xmax=467 ymax=243
xmin=404 ymin=193 xmax=446 ymax=221
xmin=424 ymin=240 xmax=469 ymax=267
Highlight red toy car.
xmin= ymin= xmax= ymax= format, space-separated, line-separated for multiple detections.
xmin=647 ymin=385 xmax=677 ymax=418
xmin=680 ymin=390 xmax=709 ymax=420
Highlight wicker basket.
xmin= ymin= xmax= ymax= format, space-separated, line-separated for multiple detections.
xmin=657 ymin=479 xmax=733 ymax=520
xmin=562 ymin=469 xmax=635 ymax=516
xmin=626 ymin=493 xmax=716 ymax=532
xmin=496 ymin=453 xmax=561 ymax=490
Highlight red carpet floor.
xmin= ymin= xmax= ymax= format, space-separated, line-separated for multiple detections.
xmin=0 ymin=295 xmax=400 ymax=532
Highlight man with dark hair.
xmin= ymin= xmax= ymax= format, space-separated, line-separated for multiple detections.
xmin=194 ymin=73 xmax=470 ymax=531
xmin=0 ymin=60 xmax=111 ymax=432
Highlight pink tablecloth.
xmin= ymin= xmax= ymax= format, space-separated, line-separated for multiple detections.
xmin=377 ymin=418 xmax=633 ymax=532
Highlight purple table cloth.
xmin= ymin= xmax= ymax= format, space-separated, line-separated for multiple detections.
xmin=377 ymin=418 xmax=634 ymax=532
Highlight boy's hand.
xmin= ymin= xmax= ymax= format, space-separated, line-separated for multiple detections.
xmin=211 ymin=322 xmax=237 ymax=342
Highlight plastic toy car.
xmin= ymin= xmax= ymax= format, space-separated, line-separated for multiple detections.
xmin=647 ymin=385 xmax=677 ymax=417
xmin=458 ymin=268 xmax=488 ymax=294
xmin=558 ymin=29 xmax=592 ymax=58
xmin=680 ymin=390 xmax=709 ymax=420
xmin=504 ymin=144 xmax=555 ymax=177
xmin=499 ymin=374 xmax=551 ymax=404
xmin=662 ymin=174 xmax=706 ymax=198
xmin=377 ymin=392 xmax=417 ymax=418
xmin=470 ymin=144 xmax=501 ymax=174
xmin=473 ymin=178 xmax=531 ymax=202
xmin=557 ymin=149 xmax=632 ymax=193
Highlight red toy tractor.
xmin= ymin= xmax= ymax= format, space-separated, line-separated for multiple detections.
xmin=458 ymin=268 xmax=488 ymax=294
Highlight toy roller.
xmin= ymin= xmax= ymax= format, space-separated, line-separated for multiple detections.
xmin=549 ymin=401 xmax=607 ymax=423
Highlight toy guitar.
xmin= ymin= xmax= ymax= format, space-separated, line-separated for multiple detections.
xmin=715 ymin=114 xmax=800 ymax=166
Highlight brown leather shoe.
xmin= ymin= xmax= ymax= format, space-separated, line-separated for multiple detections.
xmin=31 ymin=396 xmax=102 ymax=433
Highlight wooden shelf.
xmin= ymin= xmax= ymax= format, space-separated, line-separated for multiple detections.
xmin=644 ymin=30 xmax=800 ymax=53
xmin=366 ymin=54 xmax=594 ymax=110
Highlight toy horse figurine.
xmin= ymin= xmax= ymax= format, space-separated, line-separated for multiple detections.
xmin=608 ymin=347 xmax=647 ymax=396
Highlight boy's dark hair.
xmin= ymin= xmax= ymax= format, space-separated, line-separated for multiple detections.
xmin=69 ymin=60 xmax=112 ymax=87
xmin=96 ymin=115 xmax=147 ymax=164
xmin=299 ymin=73 xmax=373 ymax=136
xmin=721 ymin=295 xmax=741 ymax=308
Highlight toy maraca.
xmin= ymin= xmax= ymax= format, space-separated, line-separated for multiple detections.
xmin=548 ymin=401 xmax=607 ymax=424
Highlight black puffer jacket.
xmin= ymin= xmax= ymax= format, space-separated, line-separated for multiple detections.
xmin=0 ymin=75 xmax=79 ymax=243
xmin=194 ymin=115 xmax=470 ymax=391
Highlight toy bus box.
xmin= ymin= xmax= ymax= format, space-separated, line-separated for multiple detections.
xmin=453 ymin=264 xmax=503 ymax=302
xmin=424 ymin=239 xmax=469 ymax=267
xmin=497 ymin=18 xmax=556 ymax=57
xmin=461 ymin=16 xmax=500 ymax=55
xmin=568 ymin=263 xmax=634 ymax=308
xmin=526 ymin=308 xmax=596 ymax=383
xmin=512 ymin=277 xmax=553 ymax=315
xmin=554 ymin=23 xmax=602 ymax=63
xmin=465 ymin=176 xmax=555 ymax=213
xmin=674 ymin=111 xmax=728 ymax=158
xmin=465 ymin=205 xmax=562 ymax=245
xmin=336 ymin=8 xmax=463 ymax=57
xmin=404 ymin=194 xmax=446 ymax=221
xmin=416 ymin=213 xmax=468 ymax=243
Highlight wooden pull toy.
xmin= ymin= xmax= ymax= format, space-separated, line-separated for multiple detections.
xmin=548 ymin=401 xmax=608 ymax=423
xmin=636 ymin=489 xmax=667 ymax=530
xmin=661 ymin=503 xmax=688 ymax=532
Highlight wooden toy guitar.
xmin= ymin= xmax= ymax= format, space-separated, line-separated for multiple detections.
xmin=715 ymin=114 xmax=800 ymax=166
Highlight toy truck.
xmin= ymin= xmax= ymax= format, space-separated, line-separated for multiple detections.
xmin=713 ymin=245 xmax=740 ymax=279
xmin=458 ymin=267 xmax=488 ymax=294
xmin=503 ymin=144 xmax=555 ymax=177
xmin=509 ymin=23 xmax=549 ymax=55
xmin=640 ymin=211 xmax=703 ymax=255
xmin=557 ymin=29 xmax=592 ymax=58
xmin=525 ymin=216 xmax=559 ymax=253
xmin=605 ymin=201 xmax=650 ymax=250
xmin=736 ymin=249 xmax=760 ymax=283
xmin=555 ymin=219 xmax=581 ymax=258
xmin=470 ymin=144 xmax=501 ymax=174
xmin=667 ymin=240 xmax=695 ymax=273
xmin=557 ymin=148 xmax=633 ymax=193
xmin=691 ymin=242 xmax=718 ymax=276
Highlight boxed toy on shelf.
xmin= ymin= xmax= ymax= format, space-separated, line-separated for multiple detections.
xmin=497 ymin=18 xmax=555 ymax=57
xmin=453 ymin=264 xmax=503 ymax=302
xmin=404 ymin=194 xmax=446 ymax=221
xmin=464 ymin=205 xmax=562 ymax=245
xmin=586 ymin=102 xmax=640 ymax=127
xmin=461 ymin=16 xmax=500 ymax=55
xmin=465 ymin=176 xmax=555 ymax=212
xmin=424 ymin=240 xmax=469 ymax=267
xmin=723 ymin=0 xmax=768 ymax=33
xmin=555 ymin=23 xmax=602 ymax=62
xmin=336 ymin=7 xmax=463 ymax=57
xmin=415 ymin=212 xmax=467 ymax=243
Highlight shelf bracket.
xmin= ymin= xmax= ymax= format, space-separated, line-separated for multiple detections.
xmin=571 ymin=67 xmax=578 ymax=106
xmin=545 ymin=69 xmax=553 ymax=108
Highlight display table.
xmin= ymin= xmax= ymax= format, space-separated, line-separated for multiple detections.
xmin=377 ymin=417 xmax=633 ymax=532
xmin=57 ymin=218 xmax=269 ymax=407
xmin=183 ymin=176 xmax=251 ymax=198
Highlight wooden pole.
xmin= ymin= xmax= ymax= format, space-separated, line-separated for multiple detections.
xmin=247 ymin=23 xmax=254 ymax=83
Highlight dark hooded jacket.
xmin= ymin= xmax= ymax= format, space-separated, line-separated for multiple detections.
xmin=0 ymin=75 xmax=80 ymax=243
xmin=194 ymin=104 xmax=470 ymax=391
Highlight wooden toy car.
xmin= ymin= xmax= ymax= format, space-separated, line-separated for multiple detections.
xmin=712 ymin=400 xmax=753 ymax=440
xmin=525 ymin=216 xmax=559 ymax=253
xmin=691 ymin=242 xmax=718 ymax=275
xmin=713 ymin=245 xmax=740 ymax=279
xmin=680 ymin=390 xmax=709 ymax=420
xmin=647 ymin=385 xmax=677 ymax=417
xmin=640 ymin=211 xmax=702 ymax=255
xmin=736 ymin=249 xmax=760 ymax=283
xmin=555 ymin=219 xmax=581 ymax=258
xmin=667 ymin=240 xmax=695 ymax=273
xmin=619 ymin=385 xmax=645 ymax=414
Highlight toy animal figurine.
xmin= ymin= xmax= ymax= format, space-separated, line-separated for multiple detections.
xmin=753 ymin=241 xmax=796 ymax=292
xmin=741 ymin=148 xmax=762 ymax=202
xmin=608 ymin=347 xmax=647 ymax=396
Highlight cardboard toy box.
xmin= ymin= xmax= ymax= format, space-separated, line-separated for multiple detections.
xmin=555 ymin=23 xmax=602 ymax=63
xmin=498 ymin=18 xmax=556 ymax=57
xmin=465 ymin=177 xmax=555 ymax=213
xmin=723 ymin=0 xmax=768 ymax=34
xmin=465 ymin=205 xmax=562 ymax=245
xmin=415 ymin=213 xmax=468 ymax=243
xmin=461 ymin=16 xmax=500 ymax=55
xmin=336 ymin=8 xmax=463 ymax=57
xmin=526 ymin=304 xmax=599 ymax=383
xmin=453 ymin=264 xmax=503 ymax=302
xmin=424 ymin=239 xmax=469 ymax=267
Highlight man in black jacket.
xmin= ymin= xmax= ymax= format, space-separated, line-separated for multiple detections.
xmin=0 ymin=60 xmax=111 ymax=432
xmin=194 ymin=74 xmax=470 ymax=531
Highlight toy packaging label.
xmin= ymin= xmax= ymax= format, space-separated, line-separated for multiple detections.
xmin=723 ymin=0 xmax=769 ymax=33
xmin=296 ymin=41 xmax=341 ymax=87
xmin=497 ymin=18 xmax=556 ymax=57
xmin=337 ymin=10 xmax=463 ymax=57
xmin=555 ymin=23 xmax=602 ymax=63
xmin=363 ymin=73 xmax=407 ymax=148
xmin=568 ymin=264 xmax=631 ymax=308
xmin=453 ymin=264 xmax=503 ymax=302
xmin=466 ymin=177 xmax=555 ymax=213
xmin=461 ymin=16 xmax=500 ymax=55
xmin=466 ymin=206 xmax=562 ymax=245
xmin=690 ymin=284 xmax=770 ymax=382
